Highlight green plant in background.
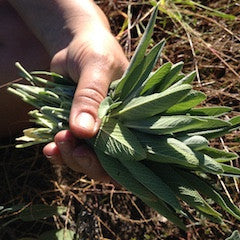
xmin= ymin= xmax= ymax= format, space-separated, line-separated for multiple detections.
xmin=151 ymin=0 xmax=236 ymax=20
xmin=8 ymin=7 xmax=240 ymax=230
xmin=0 ymin=204 xmax=71 ymax=239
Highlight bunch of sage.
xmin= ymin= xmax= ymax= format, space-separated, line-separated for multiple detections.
xmin=8 ymin=7 xmax=240 ymax=230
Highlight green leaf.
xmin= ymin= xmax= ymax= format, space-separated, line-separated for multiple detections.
xmin=188 ymin=116 xmax=232 ymax=131
xmin=195 ymin=152 xmax=223 ymax=174
xmin=229 ymin=116 xmax=240 ymax=126
xmin=165 ymin=90 xmax=206 ymax=114
xmin=96 ymin=150 xmax=186 ymax=230
xmin=95 ymin=150 xmax=157 ymax=202
xmin=125 ymin=39 xmax=166 ymax=100
xmin=225 ymin=230 xmax=240 ymax=240
xmin=15 ymin=204 xmax=67 ymax=222
xmin=114 ymin=58 xmax=146 ymax=100
xmin=125 ymin=115 xmax=231 ymax=135
xmin=189 ymin=106 xmax=232 ymax=116
xmin=179 ymin=135 xmax=209 ymax=150
xmin=138 ymin=133 xmax=223 ymax=173
xmin=186 ymin=115 xmax=240 ymax=139
xmin=39 ymin=229 xmax=76 ymax=240
xmin=119 ymin=157 xmax=181 ymax=211
xmin=136 ymin=133 xmax=199 ymax=168
xmin=114 ymin=7 xmax=158 ymax=99
xmin=140 ymin=62 xmax=172 ymax=95
xmin=207 ymin=116 xmax=240 ymax=138
xmin=221 ymin=163 xmax=240 ymax=177
xmin=109 ymin=101 xmax=122 ymax=111
xmin=168 ymin=138 xmax=223 ymax=174
xmin=98 ymin=96 xmax=113 ymax=119
xmin=8 ymin=86 xmax=45 ymax=109
xmin=146 ymin=162 xmax=222 ymax=219
xmin=116 ymin=84 xmax=191 ymax=120
xmin=92 ymin=117 xmax=146 ymax=161
xmin=187 ymin=127 xmax=229 ymax=139
xmin=144 ymin=198 xmax=186 ymax=230
xmin=51 ymin=86 xmax=75 ymax=98
xmin=170 ymin=71 xmax=196 ymax=87
xmin=155 ymin=62 xmax=184 ymax=92
xmin=10 ymin=84 xmax=61 ymax=107
xmin=198 ymin=147 xmax=238 ymax=163
xmin=176 ymin=169 xmax=240 ymax=221
xmin=31 ymin=70 xmax=75 ymax=86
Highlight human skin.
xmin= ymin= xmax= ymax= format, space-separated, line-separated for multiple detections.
xmin=2 ymin=0 xmax=128 ymax=181
xmin=0 ymin=1 xmax=50 ymax=137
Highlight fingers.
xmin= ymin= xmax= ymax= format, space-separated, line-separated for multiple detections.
xmin=43 ymin=142 xmax=63 ymax=165
xmin=69 ymin=65 xmax=111 ymax=138
xmin=43 ymin=130 xmax=112 ymax=182
xmin=48 ymin=30 xmax=128 ymax=183
xmin=66 ymin=31 xmax=128 ymax=139
xmin=69 ymin=48 xmax=128 ymax=138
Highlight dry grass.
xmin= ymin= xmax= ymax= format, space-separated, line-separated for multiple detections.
xmin=1 ymin=0 xmax=240 ymax=239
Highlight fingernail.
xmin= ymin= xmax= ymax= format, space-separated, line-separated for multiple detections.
xmin=45 ymin=155 xmax=62 ymax=165
xmin=76 ymin=112 xmax=95 ymax=131
xmin=45 ymin=154 xmax=56 ymax=162
xmin=45 ymin=155 xmax=53 ymax=159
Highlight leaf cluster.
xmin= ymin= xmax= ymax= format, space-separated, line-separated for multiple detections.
xmin=8 ymin=7 xmax=240 ymax=230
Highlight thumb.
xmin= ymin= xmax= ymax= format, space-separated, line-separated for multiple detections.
xmin=69 ymin=65 xmax=112 ymax=139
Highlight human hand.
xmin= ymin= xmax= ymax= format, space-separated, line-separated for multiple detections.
xmin=43 ymin=19 xmax=128 ymax=182
xmin=8 ymin=0 xmax=128 ymax=181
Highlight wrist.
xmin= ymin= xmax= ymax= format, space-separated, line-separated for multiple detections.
xmin=8 ymin=0 xmax=111 ymax=57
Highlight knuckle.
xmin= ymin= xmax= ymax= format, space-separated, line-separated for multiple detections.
xmin=74 ymin=86 xmax=105 ymax=106
xmin=90 ymin=51 xmax=116 ymax=71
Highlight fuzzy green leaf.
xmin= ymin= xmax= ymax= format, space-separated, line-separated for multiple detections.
xmin=125 ymin=39 xmax=166 ymax=100
xmin=194 ymin=152 xmax=223 ymax=174
xmin=114 ymin=7 xmax=158 ymax=99
xmin=137 ymin=133 xmax=199 ymax=168
xmin=96 ymin=150 xmax=186 ymax=230
xmin=179 ymin=135 xmax=209 ymax=150
xmin=229 ymin=116 xmax=240 ymax=125
xmin=116 ymin=84 xmax=191 ymax=120
xmin=155 ymin=62 xmax=184 ymax=92
xmin=98 ymin=96 xmax=113 ymax=119
xmin=165 ymin=90 xmax=206 ymax=114
xmin=170 ymin=71 xmax=196 ymax=87
xmin=146 ymin=162 xmax=222 ymax=219
xmin=225 ymin=230 xmax=240 ymax=240
xmin=119 ymin=157 xmax=181 ymax=211
xmin=221 ymin=164 xmax=240 ymax=177
xmin=92 ymin=117 xmax=146 ymax=161
xmin=198 ymin=147 xmax=238 ymax=163
xmin=140 ymin=62 xmax=172 ymax=95
xmin=125 ymin=115 xmax=231 ymax=135
xmin=189 ymin=106 xmax=232 ymax=116
xmin=176 ymin=169 xmax=240 ymax=221
xmin=95 ymin=150 xmax=157 ymax=202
